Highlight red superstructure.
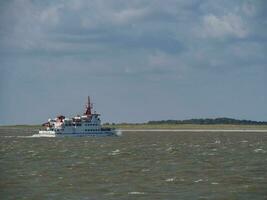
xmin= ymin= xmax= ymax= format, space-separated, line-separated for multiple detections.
xmin=84 ymin=96 xmax=93 ymax=116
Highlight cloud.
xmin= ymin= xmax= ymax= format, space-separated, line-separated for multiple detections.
xmin=82 ymin=7 xmax=149 ymax=28
xmin=201 ymin=13 xmax=248 ymax=38
xmin=0 ymin=0 xmax=267 ymax=124
xmin=40 ymin=4 xmax=62 ymax=26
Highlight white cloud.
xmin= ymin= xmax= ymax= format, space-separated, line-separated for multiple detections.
xmin=201 ymin=13 xmax=248 ymax=38
xmin=0 ymin=0 xmax=64 ymax=50
xmin=40 ymin=5 xmax=62 ymax=26
xmin=113 ymin=8 xmax=148 ymax=25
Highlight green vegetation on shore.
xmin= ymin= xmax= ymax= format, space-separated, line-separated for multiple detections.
xmin=147 ymin=117 xmax=267 ymax=125
xmin=104 ymin=123 xmax=267 ymax=130
xmin=104 ymin=118 xmax=267 ymax=130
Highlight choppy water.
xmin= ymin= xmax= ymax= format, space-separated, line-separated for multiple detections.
xmin=0 ymin=127 xmax=267 ymax=199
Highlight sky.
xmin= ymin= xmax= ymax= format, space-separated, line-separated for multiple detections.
xmin=0 ymin=0 xmax=267 ymax=125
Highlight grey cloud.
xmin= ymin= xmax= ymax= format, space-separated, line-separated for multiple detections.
xmin=1 ymin=0 xmax=267 ymax=124
xmin=0 ymin=0 xmax=266 ymax=72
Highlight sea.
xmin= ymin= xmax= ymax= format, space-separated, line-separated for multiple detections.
xmin=0 ymin=127 xmax=267 ymax=199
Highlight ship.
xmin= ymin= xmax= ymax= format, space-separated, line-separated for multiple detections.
xmin=38 ymin=97 xmax=118 ymax=137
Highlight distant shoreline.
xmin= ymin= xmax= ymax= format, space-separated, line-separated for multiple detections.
xmin=1 ymin=124 xmax=267 ymax=130
xmin=120 ymin=129 xmax=267 ymax=132
xmin=2 ymin=117 xmax=267 ymax=130
xmin=107 ymin=123 xmax=267 ymax=130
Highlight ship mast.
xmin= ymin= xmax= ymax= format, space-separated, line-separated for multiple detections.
xmin=84 ymin=96 xmax=92 ymax=116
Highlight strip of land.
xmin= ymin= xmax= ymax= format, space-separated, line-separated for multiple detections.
xmin=120 ymin=129 xmax=267 ymax=132
xmin=1 ymin=124 xmax=267 ymax=132
xmin=2 ymin=117 xmax=267 ymax=130
xmin=107 ymin=124 xmax=267 ymax=130
xmin=105 ymin=118 xmax=267 ymax=130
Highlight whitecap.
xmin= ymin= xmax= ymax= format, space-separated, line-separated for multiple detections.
xmin=115 ymin=130 xmax=122 ymax=136
xmin=254 ymin=149 xmax=266 ymax=153
xmin=109 ymin=149 xmax=120 ymax=156
xmin=165 ymin=177 xmax=175 ymax=182
xmin=166 ymin=147 xmax=174 ymax=151
xmin=31 ymin=171 xmax=37 ymax=176
xmin=194 ymin=179 xmax=203 ymax=183
xmin=30 ymin=134 xmax=55 ymax=138
xmin=211 ymin=182 xmax=219 ymax=185
xmin=128 ymin=192 xmax=145 ymax=195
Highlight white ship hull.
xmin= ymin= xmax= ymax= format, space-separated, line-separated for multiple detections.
xmin=38 ymin=130 xmax=117 ymax=137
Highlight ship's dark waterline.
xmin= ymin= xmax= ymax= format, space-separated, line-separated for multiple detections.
xmin=0 ymin=127 xmax=267 ymax=199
